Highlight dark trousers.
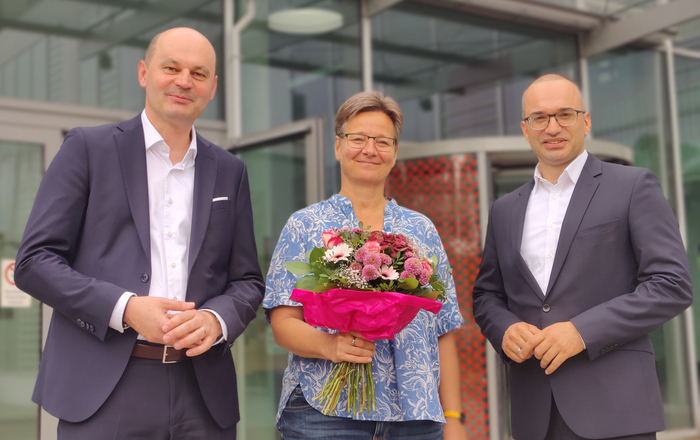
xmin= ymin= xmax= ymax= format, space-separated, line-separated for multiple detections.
xmin=544 ymin=398 xmax=655 ymax=440
xmin=57 ymin=357 xmax=236 ymax=440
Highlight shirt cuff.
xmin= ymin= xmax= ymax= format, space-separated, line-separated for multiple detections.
xmin=109 ymin=292 xmax=137 ymax=332
xmin=201 ymin=308 xmax=228 ymax=345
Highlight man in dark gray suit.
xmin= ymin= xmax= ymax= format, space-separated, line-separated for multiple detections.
xmin=15 ymin=27 xmax=264 ymax=439
xmin=472 ymin=74 xmax=692 ymax=440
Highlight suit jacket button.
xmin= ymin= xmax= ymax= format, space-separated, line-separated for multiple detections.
xmin=542 ymin=304 xmax=551 ymax=313
xmin=141 ymin=273 xmax=149 ymax=283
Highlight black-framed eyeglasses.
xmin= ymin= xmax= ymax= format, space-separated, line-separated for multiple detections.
xmin=523 ymin=109 xmax=586 ymax=130
xmin=339 ymin=133 xmax=397 ymax=152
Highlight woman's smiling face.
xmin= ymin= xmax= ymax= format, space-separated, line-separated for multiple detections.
xmin=335 ymin=111 xmax=398 ymax=187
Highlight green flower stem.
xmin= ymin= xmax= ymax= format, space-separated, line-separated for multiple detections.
xmin=313 ymin=361 xmax=376 ymax=416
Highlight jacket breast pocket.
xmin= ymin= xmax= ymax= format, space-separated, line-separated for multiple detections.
xmin=576 ymin=218 xmax=619 ymax=238
xmin=211 ymin=200 xmax=231 ymax=211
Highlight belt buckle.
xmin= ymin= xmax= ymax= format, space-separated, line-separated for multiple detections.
xmin=162 ymin=345 xmax=178 ymax=364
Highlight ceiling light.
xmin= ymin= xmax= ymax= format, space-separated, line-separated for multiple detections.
xmin=268 ymin=8 xmax=344 ymax=35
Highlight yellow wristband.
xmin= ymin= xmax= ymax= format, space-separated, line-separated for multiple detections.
xmin=444 ymin=411 xmax=461 ymax=420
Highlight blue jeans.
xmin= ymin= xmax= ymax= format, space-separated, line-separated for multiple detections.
xmin=278 ymin=386 xmax=443 ymax=440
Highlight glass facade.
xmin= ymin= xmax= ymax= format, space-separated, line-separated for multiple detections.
xmin=0 ymin=0 xmax=225 ymax=119
xmin=1 ymin=1 xmax=700 ymax=439
xmin=372 ymin=2 xmax=578 ymax=141
xmin=588 ymin=47 xmax=693 ymax=429
xmin=236 ymin=136 xmax=308 ymax=440
xmin=239 ymin=0 xmax=361 ymax=192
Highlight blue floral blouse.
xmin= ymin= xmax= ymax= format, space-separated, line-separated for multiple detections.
xmin=263 ymin=194 xmax=464 ymax=422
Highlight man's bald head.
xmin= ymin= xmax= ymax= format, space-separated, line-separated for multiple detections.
xmin=144 ymin=28 xmax=217 ymax=75
xmin=522 ymin=74 xmax=584 ymax=117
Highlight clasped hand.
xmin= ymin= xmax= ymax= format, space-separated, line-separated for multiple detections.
xmin=326 ymin=331 xmax=376 ymax=364
xmin=502 ymin=321 xmax=584 ymax=375
xmin=124 ymin=296 xmax=222 ymax=357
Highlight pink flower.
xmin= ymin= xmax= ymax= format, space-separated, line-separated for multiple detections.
xmin=379 ymin=264 xmax=399 ymax=280
xmin=363 ymin=252 xmax=383 ymax=267
xmin=419 ymin=270 xmax=430 ymax=285
xmin=405 ymin=251 xmax=415 ymax=258
xmin=400 ymin=271 xmax=415 ymax=279
xmin=323 ymin=243 xmax=353 ymax=263
xmin=404 ymin=257 xmax=423 ymax=275
xmin=354 ymin=248 xmax=368 ymax=262
xmin=362 ymin=265 xmax=380 ymax=280
xmin=380 ymin=253 xmax=392 ymax=265
xmin=421 ymin=260 xmax=434 ymax=277
xmin=362 ymin=240 xmax=382 ymax=253
xmin=349 ymin=262 xmax=363 ymax=272
xmin=322 ymin=230 xmax=343 ymax=249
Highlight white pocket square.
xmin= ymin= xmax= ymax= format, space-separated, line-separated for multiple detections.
xmin=212 ymin=197 xmax=229 ymax=202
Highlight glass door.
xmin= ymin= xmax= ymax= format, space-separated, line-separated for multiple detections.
xmin=230 ymin=118 xmax=325 ymax=440
xmin=0 ymin=140 xmax=44 ymax=440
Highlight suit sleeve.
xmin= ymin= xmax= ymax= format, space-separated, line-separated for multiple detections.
xmin=14 ymin=128 xmax=126 ymax=341
xmin=199 ymin=164 xmax=265 ymax=349
xmin=472 ymin=204 xmax=525 ymax=360
xmin=570 ymin=169 xmax=692 ymax=360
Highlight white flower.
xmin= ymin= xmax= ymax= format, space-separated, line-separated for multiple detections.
xmin=379 ymin=264 xmax=399 ymax=280
xmin=323 ymin=243 xmax=353 ymax=263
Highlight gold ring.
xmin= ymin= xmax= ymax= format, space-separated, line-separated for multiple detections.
xmin=201 ymin=327 xmax=207 ymax=336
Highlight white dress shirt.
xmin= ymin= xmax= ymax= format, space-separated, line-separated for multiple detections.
xmin=520 ymin=150 xmax=588 ymax=295
xmin=109 ymin=111 xmax=227 ymax=342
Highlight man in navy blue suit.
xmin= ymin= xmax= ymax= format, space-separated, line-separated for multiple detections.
xmin=15 ymin=27 xmax=264 ymax=439
xmin=473 ymin=74 xmax=692 ymax=440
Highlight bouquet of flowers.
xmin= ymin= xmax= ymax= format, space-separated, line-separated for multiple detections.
xmin=284 ymin=224 xmax=447 ymax=416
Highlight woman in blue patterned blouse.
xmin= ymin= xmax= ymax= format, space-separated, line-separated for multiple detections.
xmin=263 ymin=91 xmax=466 ymax=440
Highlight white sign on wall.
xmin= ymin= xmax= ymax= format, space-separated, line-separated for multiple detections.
xmin=1 ymin=259 xmax=31 ymax=308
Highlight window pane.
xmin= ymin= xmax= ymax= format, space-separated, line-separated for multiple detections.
xmin=589 ymin=48 xmax=693 ymax=430
xmin=240 ymin=0 xmax=362 ymax=195
xmin=235 ymin=137 xmax=307 ymax=440
xmin=0 ymin=0 xmax=224 ymax=119
xmin=0 ymin=140 xmax=43 ymax=440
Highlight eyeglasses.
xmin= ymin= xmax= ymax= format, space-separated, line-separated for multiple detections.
xmin=523 ymin=109 xmax=586 ymax=130
xmin=339 ymin=133 xmax=397 ymax=152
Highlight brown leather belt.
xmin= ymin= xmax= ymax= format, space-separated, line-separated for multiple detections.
xmin=131 ymin=342 xmax=187 ymax=363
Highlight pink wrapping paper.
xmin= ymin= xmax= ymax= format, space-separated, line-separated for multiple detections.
xmin=290 ymin=288 xmax=442 ymax=341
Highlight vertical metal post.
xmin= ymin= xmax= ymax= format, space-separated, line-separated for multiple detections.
xmin=224 ymin=2 xmax=256 ymax=438
xmin=361 ymin=0 xmax=373 ymax=92
xmin=477 ymin=151 xmax=502 ymax=440
xmin=226 ymin=0 xmax=255 ymax=143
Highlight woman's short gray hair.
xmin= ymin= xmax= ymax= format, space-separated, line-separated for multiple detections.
xmin=335 ymin=91 xmax=403 ymax=140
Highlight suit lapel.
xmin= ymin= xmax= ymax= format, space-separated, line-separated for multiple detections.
xmin=115 ymin=116 xmax=150 ymax=259
xmin=512 ymin=180 xmax=546 ymax=300
xmin=546 ymin=155 xmax=602 ymax=295
xmin=188 ymin=135 xmax=217 ymax=275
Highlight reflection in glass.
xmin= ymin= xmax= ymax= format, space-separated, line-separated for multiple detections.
xmin=235 ymin=137 xmax=307 ymax=440
xmin=0 ymin=140 xmax=43 ymax=440
xmin=371 ymin=2 xmax=578 ymax=142
xmin=0 ymin=0 xmax=224 ymax=120
xmin=240 ymin=0 xmax=362 ymax=195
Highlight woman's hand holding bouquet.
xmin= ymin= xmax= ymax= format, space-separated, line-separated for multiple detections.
xmin=284 ymin=224 xmax=447 ymax=415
